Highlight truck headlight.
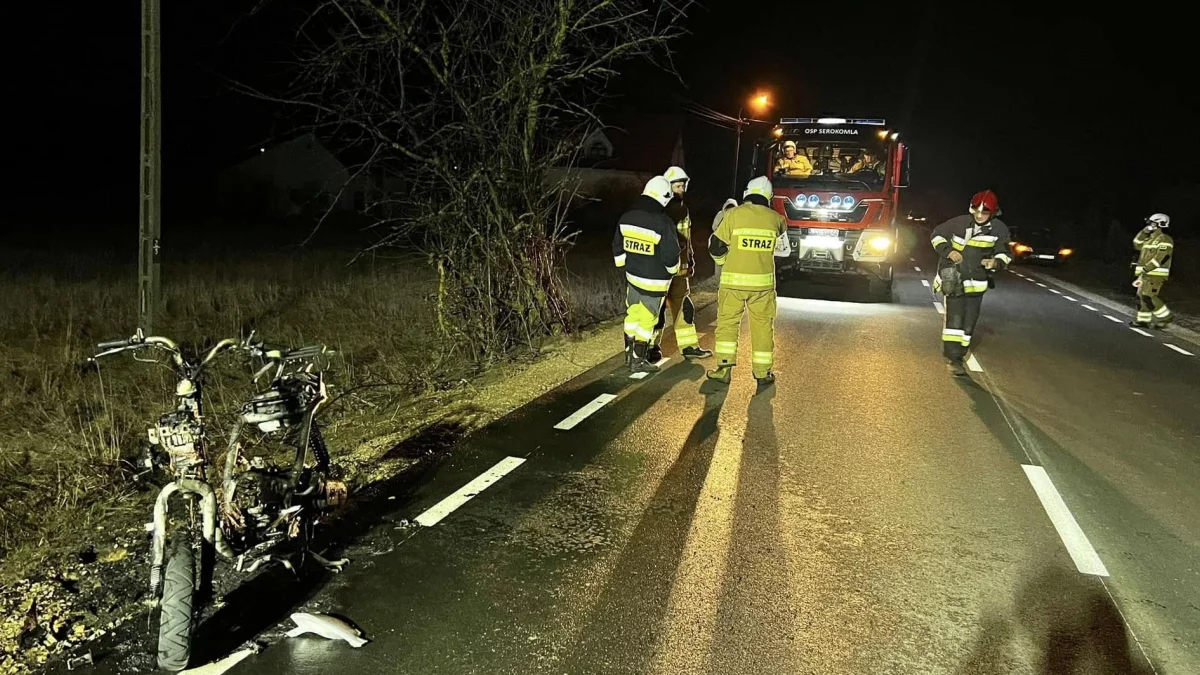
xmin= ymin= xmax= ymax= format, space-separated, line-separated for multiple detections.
xmin=867 ymin=235 xmax=891 ymax=251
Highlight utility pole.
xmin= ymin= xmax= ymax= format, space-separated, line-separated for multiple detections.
xmin=730 ymin=93 xmax=770 ymax=196
xmin=139 ymin=0 xmax=162 ymax=333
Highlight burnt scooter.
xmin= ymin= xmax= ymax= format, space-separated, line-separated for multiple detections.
xmin=91 ymin=330 xmax=346 ymax=671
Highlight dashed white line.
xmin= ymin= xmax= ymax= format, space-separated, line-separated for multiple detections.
xmin=1129 ymin=327 xmax=1153 ymax=337
xmin=629 ymin=371 xmax=649 ymax=380
xmin=414 ymin=456 xmax=527 ymax=527
xmin=1049 ymin=289 xmax=1062 ymax=295
xmin=921 ymin=279 xmax=930 ymax=287
xmin=933 ymin=301 xmax=945 ymax=314
xmin=1036 ymin=282 xmax=1048 ymax=288
xmin=966 ymin=354 xmax=983 ymax=372
xmin=1021 ymin=465 xmax=1110 ymax=577
xmin=1064 ymin=296 xmax=1077 ymax=302
xmin=1082 ymin=304 xmax=1098 ymax=311
xmin=1164 ymin=343 xmax=1194 ymax=356
xmin=914 ymin=266 xmax=922 ymax=272
xmin=1103 ymin=314 xmax=1123 ymax=323
xmin=554 ymin=393 xmax=617 ymax=430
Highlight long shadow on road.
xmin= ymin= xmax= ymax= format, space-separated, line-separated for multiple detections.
xmin=561 ymin=381 xmax=730 ymax=675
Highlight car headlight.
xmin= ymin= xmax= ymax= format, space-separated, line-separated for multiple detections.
xmin=867 ymin=235 xmax=891 ymax=252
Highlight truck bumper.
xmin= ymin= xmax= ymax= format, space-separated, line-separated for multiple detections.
xmin=778 ymin=230 xmax=894 ymax=282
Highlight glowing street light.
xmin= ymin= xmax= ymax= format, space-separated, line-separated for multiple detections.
xmin=733 ymin=91 xmax=773 ymax=195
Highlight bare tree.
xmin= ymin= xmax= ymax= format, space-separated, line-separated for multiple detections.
xmin=244 ymin=0 xmax=690 ymax=360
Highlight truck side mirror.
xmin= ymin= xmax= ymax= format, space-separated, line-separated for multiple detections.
xmin=894 ymin=144 xmax=911 ymax=188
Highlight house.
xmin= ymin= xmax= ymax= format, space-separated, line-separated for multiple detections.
xmin=550 ymin=113 xmax=687 ymax=200
xmin=215 ymin=133 xmax=403 ymax=218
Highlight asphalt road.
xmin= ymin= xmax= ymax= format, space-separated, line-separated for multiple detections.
xmin=63 ymin=252 xmax=1200 ymax=674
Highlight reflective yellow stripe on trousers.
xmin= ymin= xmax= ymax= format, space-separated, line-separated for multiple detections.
xmin=720 ymin=272 xmax=775 ymax=289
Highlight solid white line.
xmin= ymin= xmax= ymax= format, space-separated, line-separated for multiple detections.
xmin=1164 ymin=343 xmax=1195 ymax=356
xmin=1021 ymin=465 xmax=1110 ymax=577
xmin=554 ymin=393 xmax=617 ymax=430
xmin=921 ymin=279 xmax=930 ymax=287
xmin=966 ymin=354 xmax=983 ymax=372
xmin=1036 ymin=282 xmax=1048 ymax=288
xmin=1130 ymin=327 xmax=1153 ymax=337
xmin=1049 ymin=289 xmax=1062 ymax=295
xmin=629 ymin=371 xmax=649 ymax=380
xmin=415 ymin=456 xmax=527 ymax=527
xmin=1103 ymin=315 xmax=1123 ymax=323
xmin=1064 ymin=296 xmax=1077 ymax=302
xmin=1082 ymin=304 xmax=1098 ymax=311
xmin=914 ymin=266 xmax=922 ymax=272
xmin=933 ymin=301 xmax=945 ymax=314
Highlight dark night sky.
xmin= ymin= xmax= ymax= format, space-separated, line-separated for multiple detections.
xmin=10 ymin=1 xmax=1197 ymax=245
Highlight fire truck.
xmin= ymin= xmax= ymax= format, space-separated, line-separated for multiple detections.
xmin=751 ymin=117 xmax=910 ymax=300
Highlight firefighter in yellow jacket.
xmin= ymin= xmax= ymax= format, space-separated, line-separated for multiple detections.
xmin=647 ymin=166 xmax=714 ymax=362
xmin=706 ymin=176 xmax=788 ymax=385
xmin=1131 ymin=213 xmax=1174 ymax=328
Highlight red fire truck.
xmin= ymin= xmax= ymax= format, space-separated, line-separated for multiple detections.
xmin=751 ymin=117 xmax=910 ymax=300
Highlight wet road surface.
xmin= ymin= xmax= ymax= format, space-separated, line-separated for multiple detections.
xmin=64 ymin=252 xmax=1200 ymax=674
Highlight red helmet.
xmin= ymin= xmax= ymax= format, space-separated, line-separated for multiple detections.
xmin=969 ymin=190 xmax=1000 ymax=214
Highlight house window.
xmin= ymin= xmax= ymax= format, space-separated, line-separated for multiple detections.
xmin=587 ymin=140 xmax=608 ymax=158
xmin=354 ymin=191 xmax=365 ymax=211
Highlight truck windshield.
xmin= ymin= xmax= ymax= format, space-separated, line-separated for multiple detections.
xmin=771 ymin=140 xmax=887 ymax=191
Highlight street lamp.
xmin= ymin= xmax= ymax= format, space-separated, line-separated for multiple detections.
xmin=732 ymin=92 xmax=771 ymax=195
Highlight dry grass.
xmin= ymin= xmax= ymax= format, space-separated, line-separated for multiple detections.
xmin=0 ymin=245 xmax=621 ymax=574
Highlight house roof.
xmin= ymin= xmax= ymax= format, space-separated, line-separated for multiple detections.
xmin=580 ymin=113 xmax=686 ymax=173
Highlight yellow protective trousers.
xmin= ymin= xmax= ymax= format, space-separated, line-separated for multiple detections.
xmin=713 ymin=287 xmax=777 ymax=378
xmin=1135 ymin=276 xmax=1170 ymax=324
xmin=624 ymin=285 xmax=666 ymax=343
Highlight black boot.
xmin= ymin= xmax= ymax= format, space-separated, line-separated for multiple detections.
xmin=948 ymin=359 xmax=968 ymax=377
xmin=682 ymin=345 xmax=713 ymax=360
xmin=645 ymin=344 xmax=663 ymax=364
xmin=1153 ymin=315 xmax=1174 ymax=329
xmin=1129 ymin=320 xmax=1151 ymax=328
xmin=624 ymin=334 xmax=634 ymax=366
xmin=754 ymin=371 xmax=776 ymax=387
xmin=630 ymin=341 xmax=661 ymax=374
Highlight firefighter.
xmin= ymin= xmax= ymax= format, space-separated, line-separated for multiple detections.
xmin=1130 ymin=212 xmax=1174 ymax=328
xmin=706 ymin=176 xmax=788 ymax=386
xmin=774 ymin=140 xmax=813 ymax=178
xmin=647 ymin=166 xmax=713 ymax=362
xmin=614 ymin=175 xmax=682 ymax=373
xmin=849 ymin=150 xmax=884 ymax=177
xmin=931 ymin=190 xmax=1012 ymax=376
xmin=713 ymin=198 xmax=739 ymax=231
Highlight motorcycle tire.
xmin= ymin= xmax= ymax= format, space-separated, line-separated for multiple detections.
xmin=157 ymin=533 xmax=197 ymax=672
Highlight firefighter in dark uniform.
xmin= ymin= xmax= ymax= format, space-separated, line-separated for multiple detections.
xmin=613 ymin=176 xmax=682 ymax=373
xmin=1130 ymin=212 xmax=1174 ymax=328
xmin=647 ymin=166 xmax=713 ymax=362
xmin=931 ymin=190 xmax=1012 ymax=376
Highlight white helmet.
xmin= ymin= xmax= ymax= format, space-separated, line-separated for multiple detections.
xmin=722 ymin=198 xmax=738 ymax=210
xmin=642 ymin=176 xmax=673 ymax=207
xmin=743 ymin=176 xmax=773 ymax=201
xmin=783 ymin=140 xmax=797 ymax=150
xmin=663 ymin=166 xmax=689 ymax=189
xmin=1146 ymin=213 xmax=1170 ymax=228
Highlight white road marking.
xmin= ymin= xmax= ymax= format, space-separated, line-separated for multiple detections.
xmin=921 ymin=279 xmax=930 ymax=287
xmin=1036 ymin=282 xmax=1048 ymax=288
xmin=181 ymin=649 xmax=255 ymax=675
xmin=966 ymin=354 xmax=983 ymax=372
xmin=933 ymin=301 xmax=945 ymax=314
xmin=1103 ymin=315 xmax=1123 ymax=323
xmin=629 ymin=371 xmax=649 ymax=380
xmin=1064 ymin=296 xmax=1077 ymax=302
xmin=1021 ymin=465 xmax=1110 ymax=577
xmin=1130 ymin=327 xmax=1153 ymax=337
xmin=554 ymin=393 xmax=617 ymax=430
xmin=1049 ymin=289 xmax=1062 ymax=295
xmin=914 ymin=266 xmax=922 ymax=272
xmin=1165 ymin=343 xmax=1195 ymax=356
xmin=415 ymin=456 xmax=527 ymax=527
xmin=1082 ymin=304 xmax=1098 ymax=311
